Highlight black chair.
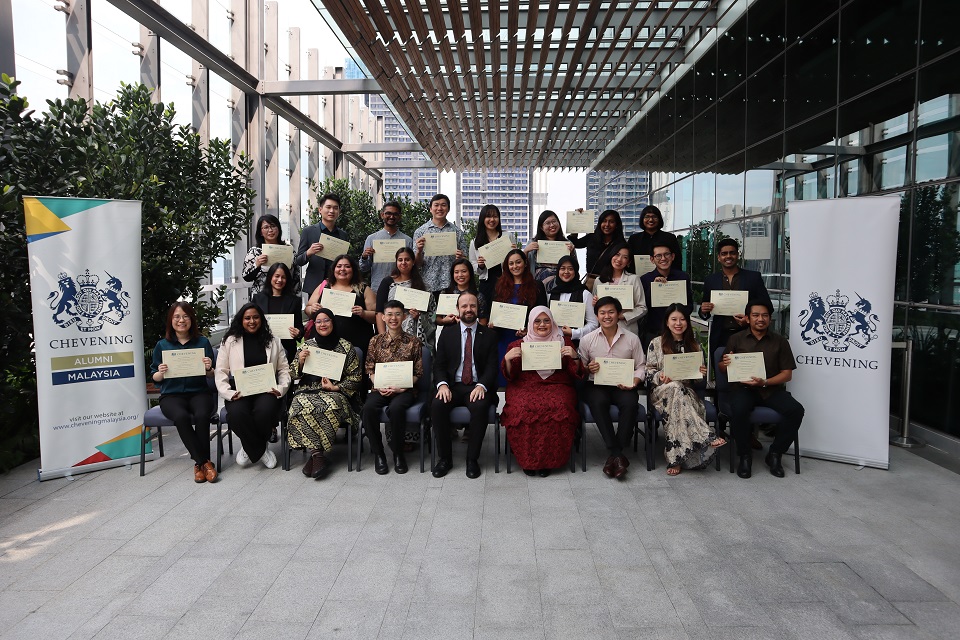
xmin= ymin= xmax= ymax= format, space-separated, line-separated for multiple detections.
xmin=582 ymin=394 xmax=651 ymax=471
xmin=712 ymin=347 xmax=800 ymax=474
xmin=355 ymin=345 xmax=433 ymax=473
xmin=430 ymin=403 xmax=501 ymax=473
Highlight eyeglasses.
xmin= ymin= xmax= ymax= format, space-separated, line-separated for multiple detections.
xmin=749 ymin=313 xmax=770 ymax=319
xmin=643 ymin=214 xmax=659 ymax=220
xmin=532 ymin=318 xmax=552 ymax=325
xmin=652 ymin=252 xmax=673 ymax=260
xmin=172 ymin=315 xmax=190 ymax=320
xmin=315 ymin=318 xmax=332 ymax=325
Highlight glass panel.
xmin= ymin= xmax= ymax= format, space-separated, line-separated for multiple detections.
xmin=716 ymin=85 xmax=747 ymax=161
xmin=785 ymin=16 xmax=837 ymax=128
xmin=745 ymin=170 xmax=776 ymax=213
xmin=880 ymin=146 xmax=908 ymax=190
xmin=696 ymin=105 xmax=718 ymax=170
xmin=741 ymin=213 xmax=779 ymax=287
xmin=915 ymin=135 xmax=951 ymax=184
xmin=717 ymin=11 xmax=748 ymax=98
xmin=786 ymin=0 xmax=839 ymax=44
xmin=747 ymin=56 xmax=785 ymax=148
xmin=746 ymin=1 xmax=785 ymax=76
xmin=673 ymin=176 xmax=694 ymax=231
xmin=920 ymin=0 xmax=960 ymax=64
xmin=839 ymin=0 xmax=919 ymax=101
xmin=686 ymin=223 xmax=715 ymax=296
xmin=693 ymin=173 xmax=716 ymax=225
xmin=908 ymin=310 xmax=960 ymax=437
xmin=907 ymin=183 xmax=960 ymax=306
xmin=716 ymin=171 xmax=746 ymax=220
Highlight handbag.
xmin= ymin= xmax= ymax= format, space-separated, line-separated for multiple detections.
xmin=302 ymin=279 xmax=327 ymax=337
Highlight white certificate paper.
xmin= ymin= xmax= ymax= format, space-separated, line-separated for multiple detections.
xmin=596 ymin=283 xmax=634 ymax=310
xmin=435 ymin=293 xmax=460 ymax=317
xmin=650 ymin=280 xmax=688 ymax=307
xmin=374 ymin=361 xmax=414 ymax=389
xmin=372 ymin=238 xmax=407 ymax=263
xmin=536 ymin=240 xmax=569 ymax=265
xmin=261 ymin=243 xmax=294 ymax=268
xmin=634 ymin=255 xmax=656 ymax=275
xmin=566 ymin=209 xmax=596 ymax=235
xmin=477 ymin=234 xmax=514 ymax=269
xmin=265 ymin=314 xmax=295 ymax=339
xmin=550 ymin=300 xmax=586 ymax=328
xmin=234 ymin=363 xmax=277 ymax=396
xmin=161 ymin=348 xmax=205 ymax=378
xmin=302 ymin=347 xmax=347 ymax=381
xmin=594 ymin=357 xmax=635 ymax=387
xmin=393 ymin=286 xmax=432 ymax=312
xmin=316 ymin=234 xmax=351 ymax=260
xmin=727 ymin=352 xmax=767 ymax=383
xmin=663 ymin=352 xmax=704 ymax=381
xmin=521 ymin=341 xmax=562 ymax=371
xmin=490 ymin=302 xmax=528 ymax=331
xmin=711 ymin=290 xmax=749 ymax=317
xmin=423 ymin=232 xmax=458 ymax=256
xmin=321 ymin=288 xmax=356 ymax=317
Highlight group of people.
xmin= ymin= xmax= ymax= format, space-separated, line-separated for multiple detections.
xmin=149 ymin=193 xmax=804 ymax=484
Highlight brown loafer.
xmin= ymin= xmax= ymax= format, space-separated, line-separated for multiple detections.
xmin=201 ymin=461 xmax=218 ymax=483
xmin=612 ymin=455 xmax=629 ymax=479
xmin=602 ymin=456 xmax=616 ymax=478
xmin=311 ymin=450 xmax=329 ymax=479
xmin=302 ymin=453 xmax=315 ymax=477
xmin=193 ymin=464 xmax=206 ymax=483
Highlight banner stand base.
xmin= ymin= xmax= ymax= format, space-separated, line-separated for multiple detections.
xmin=38 ymin=452 xmax=156 ymax=482
xmin=890 ymin=435 xmax=925 ymax=449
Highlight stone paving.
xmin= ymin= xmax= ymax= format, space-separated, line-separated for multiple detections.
xmin=1 ymin=428 xmax=959 ymax=640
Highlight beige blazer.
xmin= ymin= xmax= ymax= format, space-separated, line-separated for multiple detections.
xmin=215 ymin=335 xmax=291 ymax=400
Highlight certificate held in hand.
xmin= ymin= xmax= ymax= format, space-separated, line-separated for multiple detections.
xmin=321 ymin=288 xmax=356 ymax=317
xmin=566 ymin=209 xmax=595 ymax=235
xmin=663 ymin=352 xmax=704 ymax=381
xmin=265 ymin=314 xmax=295 ymax=338
xmin=550 ymin=300 xmax=586 ymax=328
xmin=261 ymin=243 xmax=294 ymax=268
xmin=374 ymin=361 xmax=414 ymax=389
xmin=162 ymin=348 xmax=205 ymax=378
xmin=435 ymin=293 xmax=460 ymax=317
xmin=634 ymin=255 xmax=656 ymax=275
xmin=316 ymin=234 xmax=351 ymax=260
xmin=650 ymin=280 xmax=688 ymax=307
xmin=596 ymin=283 xmax=633 ymax=310
xmin=490 ymin=302 xmax=528 ymax=331
xmin=302 ymin=347 xmax=347 ymax=381
xmin=477 ymin=235 xmax=513 ymax=268
xmin=393 ymin=286 xmax=432 ymax=312
xmin=521 ymin=341 xmax=562 ymax=371
xmin=536 ymin=240 xmax=569 ymax=265
xmin=710 ymin=290 xmax=749 ymax=317
xmin=423 ymin=232 xmax=458 ymax=256
xmin=726 ymin=352 xmax=767 ymax=383
xmin=594 ymin=357 xmax=635 ymax=387
xmin=372 ymin=239 xmax=407 ymax=263
xmin=235 ymin=363 xmax=277 ymax=396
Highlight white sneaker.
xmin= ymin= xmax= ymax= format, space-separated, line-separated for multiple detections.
xmin=236 ymin=448 xmax=251 ymax=467
xmin=262 ymin=448 xmax=277 ymax=469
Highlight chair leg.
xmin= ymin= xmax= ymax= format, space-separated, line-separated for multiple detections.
xmin=419 ymin=418 xmax=426 ymax=473
xmin=140 ymin=427 xmax=147 ymax=477
xmin=794 ymin=435 xmax=801 ymax=474
xmin=505 ymin=436 xmax=512 ymax=474
xmin=580 ymin=420 xmax=587 ymax=471
xmin=216 ymin=420 xmax=223 ymax=472
xmin=347 ymin=425 xmax=354 ymax=472
xmin=647 ymin=416 xmax=655 ymax=472
xmin=157 ymin=427 xmax=164 ymax=458
xmin=355 ymin=424 xmax=364 ymax=472
xmin=495 ymin=418 xmax=501 ymax=473
xmin=227 ymin=428 xmax=234 ymax=455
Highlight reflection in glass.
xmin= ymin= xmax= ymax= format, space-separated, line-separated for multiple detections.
xmin=745 ymin=170 xmax=776 ymax=213
xmin=693 ymin=173 xmax=716 ymax=225
xmin=915 ymin=135 xmax=950 ymax=184
xmin=880 ymin=146 xmax=907 ymax=190
xmin=900 ymin=185 xmax=960 ymax=306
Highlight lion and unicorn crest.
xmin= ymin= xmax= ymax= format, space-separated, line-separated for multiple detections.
xmin=799 ymin=289 xmax=878 ymax=352
xmin=47 ymin=269 xmax=131 ymax=331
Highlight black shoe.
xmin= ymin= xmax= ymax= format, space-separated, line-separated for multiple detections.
xmin=269 ymin=427 xmax=279 ymax=443
xmin=523 ymin=469 xmax=536 ymax=477
xmin=737 ymin=455 xmax=752 ymax=479
xmin=765 ymin=452 xmax=785 ymax=478
xmin=465 ymin=458 xmax=481 ymax=479
xmin=374 ymin=453 xmax=389 ymax=475
xmin=432 ymin=458 xmax=452 ymax=478
xmin=538 ymin=469 xmax=551 ymax=478
xmin=394 ymin=454 xmax=408 ymax=474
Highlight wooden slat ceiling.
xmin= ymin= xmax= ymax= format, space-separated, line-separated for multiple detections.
xmin=320 ymin=0 xmax=719 ymax=170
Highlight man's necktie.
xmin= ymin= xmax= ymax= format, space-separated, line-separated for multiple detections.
xmin=462 ymin=327 xmax=473 ymax=384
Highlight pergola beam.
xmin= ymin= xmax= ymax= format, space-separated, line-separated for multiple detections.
xmin=260 ymin=78 xmax=383 ymax=95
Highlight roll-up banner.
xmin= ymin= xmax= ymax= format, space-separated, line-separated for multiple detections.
xmin=788 ymin=196 xmax=899 ymax=470
xmin=24 ymin=197 xmax=150 ymax=480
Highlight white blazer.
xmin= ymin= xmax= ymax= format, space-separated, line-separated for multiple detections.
xmin=215 ymin=335 xmax=291 ymax=400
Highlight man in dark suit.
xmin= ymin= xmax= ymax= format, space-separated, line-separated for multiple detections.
xmin=699 ymin=238 xmax=772 ymax=360
xmin=431 ymin=291 xmax=499 ymax=479
xmin=294 ymin=193 xmax=351 ymax=298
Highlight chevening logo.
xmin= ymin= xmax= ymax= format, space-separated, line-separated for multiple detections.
xmin=47 ymin=269 xmax=131 ymax=332
xmin=799 ymin=289 xmax=878 ymax=352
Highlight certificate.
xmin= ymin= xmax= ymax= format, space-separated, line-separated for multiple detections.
xmin=711 ymin=290 xmax=749 ymax=317
xmin=727 ymin=352 xmax=767 ymax=383
xmin=521 ymin=341 xmax=562 ymax=371
xmin=302 ymin=347 xmax=347 ymax=381
xmin=321 ymin=288 xmax=355 ymax=317
xmin=566 ymin=209 xmax=595 ymax=235
xmin=436 ymin=293 xmax=460 ymax=317
xmin=373 ymin=361 xmax=414 ymax=389
xmin=265 ymin=314 xmax=295 ymax=339
xmin=634 ymin=255 xmax=656 ymax=275
xmin=663 ymin=352 xmax=704 ymax=381
xmin=594 ymin=357 xmax=635 ymax=387
xmin=423 ymin=232 xmax=458 ymax=257
xmin=234 ymin=363 xmax=277 ymax=396
xmin=596 ymin=283 xmax=633 ymax=310
xmin=490 ymin=302 xmax=528 ymax=331
xmin=550 ymin=300 xmax=586 ymax=328
xmin=161 ymin=348 xmax=205 ymax=378
xmin=261 ymin=243 xmax=294 ymax=268
xmin=650 ymin=280 xmax=688 ymax=307
xmin=537 ymin=240 xmax=569 ymax=265
xmin=477 ymin=234 xmax=514 ymax=268
xmin=393 ymin=286 xmax=432 ymax=312
xmin=316 ymin=234 xmax=351 ymax=260
xmin=373 ymin=238 xmax=407 ymax=263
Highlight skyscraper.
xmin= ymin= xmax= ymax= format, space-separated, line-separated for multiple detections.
xmin=457 ymin=168 xmax=535 ymax=244
xmin=586 ymin=171 xmax=651 ymax=235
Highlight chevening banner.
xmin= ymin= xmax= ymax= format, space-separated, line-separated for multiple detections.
xmin=788 ymin=196 xmax=899 ymax=469
xmin=24 ymin=196 xmax=149 ymax=480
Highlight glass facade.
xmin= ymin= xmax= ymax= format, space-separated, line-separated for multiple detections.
xmin=641 ymin=0 xmax=960 ymax=438
xmin=586 ymin=171 xmax=651 ymax=235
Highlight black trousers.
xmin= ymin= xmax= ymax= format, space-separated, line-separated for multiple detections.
xmin=159 ymin=393 xmax=215 ymax=465
xmin=727 ymin=387 xmax=804 ymax=456
xmin=361 ymin=390 xmax=416 ymax=456
xmin=431 ymin=382 xmax=495 ymax=462
xmin=584 ymin=383 xmax=639 ymax=457
xmin=225 ymin=393 xmax=280 ymax=463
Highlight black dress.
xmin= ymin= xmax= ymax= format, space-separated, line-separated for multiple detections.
xmin=331 ymin=284 xmax=375 ymax=359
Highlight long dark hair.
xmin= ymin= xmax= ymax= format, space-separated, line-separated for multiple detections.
xmin=254 ymin=214 xmax=284 ymax=247
xmin=223 ymin=302 xmax=273 ymax=349
xmin=389 ymin=246 xmax=426 ymax=290
xmin=597 ymin=241 xmax=630 ymax=283
xmin=448 ymin=258 xmax=478 ymax=293
xmin=164 ymin=301 xmax=200 ymax=341
xmin=473 ymin=204 xmax=502 ymax=249
xmin=596 ymin=209 xmax=625 ymax=242
xmin=534 ymin=210 xmax=563 ymax=241
xmin=327 ymin=254 xmax=362 ymax=286
xmin=494 ymin=249 xmax=538 ymax=305
xmin=264 ymin=262 xmax=294 ymax=296
xmin=641 ymin=205 xmax=665 ymax=232
xmin=660 ymin=303 xmax=699 ymax=355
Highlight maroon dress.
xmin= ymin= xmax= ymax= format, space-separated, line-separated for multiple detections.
xmin=500 ymin=337 xmax=584 ymax=470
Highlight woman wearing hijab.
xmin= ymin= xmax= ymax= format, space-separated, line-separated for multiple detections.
xmin=500 ymin=306 xmax=584 ymax=476
xmin=548 ymin=255 xmax=598 ymax=344
xmin=286 ymin=307 xmax=363 ymax=479
xmin=567 ymin=208 xmax=626 ymax=282
xmin=626 ymin=205 xmax=682 ymax=271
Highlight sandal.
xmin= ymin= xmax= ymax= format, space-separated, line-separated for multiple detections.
xmin=666 ymin=465 xmax=682 ymax=476
xmin=709 ymin=436 xmax=728 ymax=448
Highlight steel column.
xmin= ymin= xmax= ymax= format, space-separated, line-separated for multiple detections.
xmin=287 ymin=27 xmax=302 ymax=244
xmin=62 ymin=0 xmax=93 ymax=102
xmin=191 ymin=0 xmax=209 ymax=142
xmin=0 ymin=0 xmax=16 ymax=79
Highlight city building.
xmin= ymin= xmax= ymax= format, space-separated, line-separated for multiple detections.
xmin=457 ymin=168 xmax=534 ymax=244
xmin=586 ymin=171 xmax=651 ymax=235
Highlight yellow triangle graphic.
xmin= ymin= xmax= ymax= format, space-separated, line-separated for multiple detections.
xmin=99 ymin=425 xmax=142 ymax=446
xmin=24 ymin=198 xmax=72 ymax=237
